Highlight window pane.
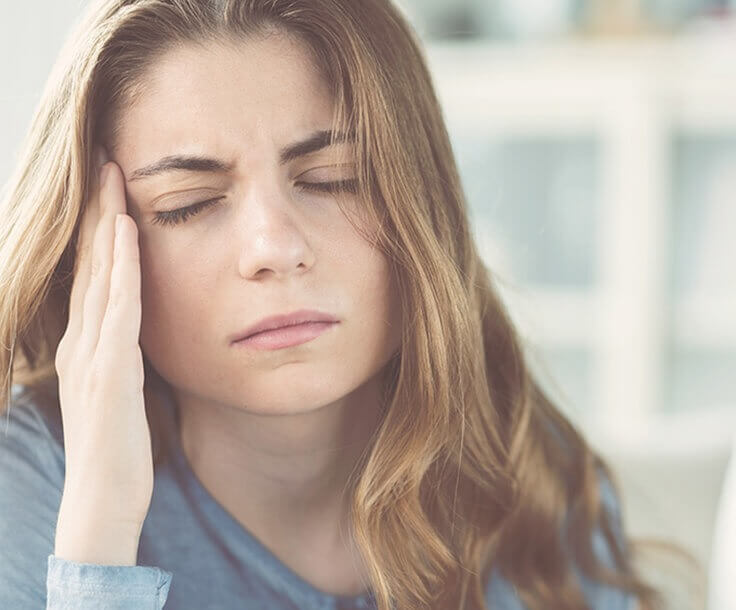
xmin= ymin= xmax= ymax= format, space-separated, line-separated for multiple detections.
xmin=665 ymin=347 xmax=736 ymax=413
xmin=453 ymin=134 xmax=601 ymax=288
xmin=670 ymin=135 xmax=736 ymax=298
xmin=666 ymin=134 xmax=736 ymax=412
xmin=529 ymin=346 xmax=593 ymax=421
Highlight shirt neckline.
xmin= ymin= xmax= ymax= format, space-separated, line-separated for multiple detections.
xmin=155 ymin=381 xmax=378 ymax=610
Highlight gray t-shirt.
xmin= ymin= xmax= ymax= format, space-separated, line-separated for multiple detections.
xmin=0 ymin=381 xmax=634 ymax=609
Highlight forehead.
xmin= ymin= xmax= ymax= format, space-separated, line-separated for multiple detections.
xmin=115 ymin=33 xmax=335 ymax=159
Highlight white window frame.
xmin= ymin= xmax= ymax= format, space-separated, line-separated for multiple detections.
xmin=424 ymin=37 xmax=736 ymax=455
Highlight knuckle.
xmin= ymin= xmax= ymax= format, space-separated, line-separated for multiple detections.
xmin=106 ymin=291 xmax=125 ymax=316
xmin=90 ymin=257 xmax=103 ymax=278
xmin=87 ymin=358 xmax=109 ymax=390
xmin=55 ymin=334 xmax=73 ymax=364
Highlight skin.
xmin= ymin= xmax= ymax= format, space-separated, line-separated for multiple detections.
xmin=107 ymin=30 xmax=402 ymax=595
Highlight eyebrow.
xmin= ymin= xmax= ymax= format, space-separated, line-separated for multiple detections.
xmin=127 ymin=129 xmax=355 ymax=182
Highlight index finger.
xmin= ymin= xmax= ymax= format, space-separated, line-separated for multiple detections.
xmin=66 ymin=146 xmax=108 ymax=342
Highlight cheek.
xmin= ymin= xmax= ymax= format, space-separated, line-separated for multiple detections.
xmin=138 ymin=249 xmax=214 ymax=348
xmin=347 ymin=243 xmax=401 ymax=342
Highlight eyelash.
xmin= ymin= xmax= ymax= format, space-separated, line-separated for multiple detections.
xmin=151 ymin=179 xmax=359 ymax=227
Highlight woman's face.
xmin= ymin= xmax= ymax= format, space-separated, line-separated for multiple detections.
xmin=112 ymin=31 xmax=402 ymax=414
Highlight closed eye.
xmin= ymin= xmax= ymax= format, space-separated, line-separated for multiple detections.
xmin=150 ymin=178 xmax=358 ymax=227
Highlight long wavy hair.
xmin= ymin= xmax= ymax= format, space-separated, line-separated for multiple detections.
xmin=0 ymin=0 xmax=666 ymax=608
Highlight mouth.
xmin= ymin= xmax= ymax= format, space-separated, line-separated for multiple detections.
xmin=231 ymin=321 xmax=339 ymax=350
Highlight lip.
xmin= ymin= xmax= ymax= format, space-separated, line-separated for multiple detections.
xmin=229 ymin=309 xmax=340 ymax=344
xmin=231 ymin=320 xmax=338 ymax=350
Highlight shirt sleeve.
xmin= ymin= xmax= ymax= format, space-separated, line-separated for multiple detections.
xmin=0 ymin=385 xmax=172 ymax=609
xmin=46 ymin=554 xmax=172 ymax=609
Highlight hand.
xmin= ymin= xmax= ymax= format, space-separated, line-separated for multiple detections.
xmin=54 ymin=146 xmax=153 ymax=557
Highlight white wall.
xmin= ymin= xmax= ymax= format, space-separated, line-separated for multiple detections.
xmin=0 ymin=0 xmax=86 ymax=183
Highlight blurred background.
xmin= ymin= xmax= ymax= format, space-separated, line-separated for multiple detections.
xmin=2 ymin=1 xmax=735 ymax=608
xmin=391 ymin=1 xmax=736 ymax=608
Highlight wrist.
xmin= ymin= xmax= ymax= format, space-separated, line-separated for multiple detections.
xmin=54 ymin=497 xmax=143 ymax=566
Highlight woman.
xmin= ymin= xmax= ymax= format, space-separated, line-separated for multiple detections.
xmin=0 ymin=0 xmax=662 ymax=608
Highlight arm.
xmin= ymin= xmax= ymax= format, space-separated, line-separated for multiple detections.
xmin=0 ymin=390 xmax=172 ymax=609
xmin=42 ymin=151 xmax=169 ymax=607
xmin=482 ymin=469 xmax=637 ymax=610
xmin=49 ymin=497 xmax=172 ymax=609
xmin=49 ymin=490 xmax=172 ymax=609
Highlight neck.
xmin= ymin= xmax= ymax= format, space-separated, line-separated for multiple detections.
xmin=161 ymin=370 xmax=386 ymax=559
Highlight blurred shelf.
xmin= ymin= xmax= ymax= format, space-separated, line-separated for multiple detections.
xmin=497 ymin=285 xmax=599 ymax=350
xmin=505 ymin=290 xmax=736 ymax=350
xmin=425 ymin=36 xmax=736 ymax=132
xmin=673 ymin=295 xmax=736 ymax=347
xmin=591 ymin=403 xmax=736 ymax=457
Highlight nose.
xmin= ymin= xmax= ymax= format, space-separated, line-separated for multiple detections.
xmin=234 ymin=182 xmax=316 ymax=281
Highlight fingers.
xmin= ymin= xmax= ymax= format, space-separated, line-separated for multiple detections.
xmin=65 ymin=147 xmax=107 ymax=346
xmin=80 ymin=160 xmax=130 ymax=356
xmin=61 ymin=144 xmax=141 ymax=370
xmin=98 ymin=214 xmax=142 ymax=373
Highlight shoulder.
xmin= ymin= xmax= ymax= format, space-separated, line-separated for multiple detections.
xmin=486 ymin=570 xmax=635 ymax=610
xmin=564 ymin=468 xmax=637 ymax=609
xmin=0 ymin=381 xmax=66 ymax=608
xmin=485 ymin=470 xmax=637 ymax=610
xmin=2 ymin=379 xmax=65 ymax=468
xmin=578 ymin=470 xmax=637 ymax=609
